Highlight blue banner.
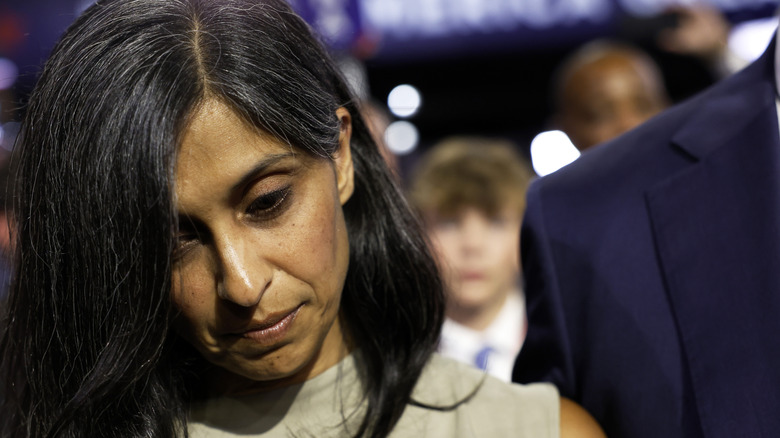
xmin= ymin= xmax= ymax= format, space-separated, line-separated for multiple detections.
xmin=292 ymin=0 xmax=778 ymax=60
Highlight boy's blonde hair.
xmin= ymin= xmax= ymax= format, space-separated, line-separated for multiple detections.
xmin=408 ymin=137 xmax=535 ymax=219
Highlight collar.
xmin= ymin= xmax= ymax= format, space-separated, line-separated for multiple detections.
xmin=441 ymin=291 xmax=524 ymax=353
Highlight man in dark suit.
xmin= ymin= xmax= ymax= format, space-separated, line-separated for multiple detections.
xmin=513 ymin=34 xmax=780 ymax=438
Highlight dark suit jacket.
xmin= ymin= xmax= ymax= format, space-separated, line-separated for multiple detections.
xmin=513 ymin=39 xmax=780 ymax=438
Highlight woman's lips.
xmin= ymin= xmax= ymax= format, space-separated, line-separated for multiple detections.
xmin=461 ymin=271 xmax=485 ymax=281
xmin=230 ymin=305 xmax=302 ymax=344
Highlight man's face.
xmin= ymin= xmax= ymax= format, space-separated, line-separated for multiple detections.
xmin=561 ymin=53 xmax=667 ymax=151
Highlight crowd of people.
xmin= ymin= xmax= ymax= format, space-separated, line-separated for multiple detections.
xmin=0 ymin=0 xmax=777 ymax=437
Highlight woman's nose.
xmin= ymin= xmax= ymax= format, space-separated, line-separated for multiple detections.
xmin=215 ymin=235 xmax=271 ymax=307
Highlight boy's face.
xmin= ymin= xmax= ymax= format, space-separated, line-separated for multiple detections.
xmin=428 ymin=206 xmax=522 ymax=315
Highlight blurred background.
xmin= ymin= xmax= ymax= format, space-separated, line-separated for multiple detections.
xmin=0 ymin=0 xmax=778 ymax=180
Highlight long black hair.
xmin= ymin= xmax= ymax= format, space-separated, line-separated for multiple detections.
xmin=0 ymin=0 xmax=444 ymax=436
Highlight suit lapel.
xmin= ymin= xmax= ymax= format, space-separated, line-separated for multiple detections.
xmin=646 ymin=48 xmax=780 ymax=437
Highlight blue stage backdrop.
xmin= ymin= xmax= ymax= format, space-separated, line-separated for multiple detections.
xmin=1 ymin=0 xmax=777 ymax=95
xmin=293 ymin=0 xmax=777 ymax=61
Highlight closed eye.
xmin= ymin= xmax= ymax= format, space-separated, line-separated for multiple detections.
xmin=246 ymin=185 xmax=292 ymax=219
xmin=174 ymin=228 xmax=203 ymax=261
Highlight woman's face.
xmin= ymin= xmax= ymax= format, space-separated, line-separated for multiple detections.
xmin=172 ymin=99 xmax=354 ymax=393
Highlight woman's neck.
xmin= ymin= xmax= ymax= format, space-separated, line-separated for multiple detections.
xmin=204 ymin=318 xmax=353 ymax=396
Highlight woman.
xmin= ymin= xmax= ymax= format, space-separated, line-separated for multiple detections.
xmin=0 ymin=0 xmax=603 ymax=436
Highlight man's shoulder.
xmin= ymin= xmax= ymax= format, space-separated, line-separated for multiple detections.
xmin=541 ymin=98 xmax=700 ymax=194
xmin=540 ymin=52 xmax=774 ymax=197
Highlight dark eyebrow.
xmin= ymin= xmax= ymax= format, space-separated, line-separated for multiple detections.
xmin=231 ymin=152 xmax=296 ymax=194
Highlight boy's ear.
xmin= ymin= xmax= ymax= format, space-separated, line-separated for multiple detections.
xmin=334 ymin=107 xmax=354 ymax=205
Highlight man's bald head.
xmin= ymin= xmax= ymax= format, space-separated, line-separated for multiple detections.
xmin=555 ymin=41 xmax=669 ymax=151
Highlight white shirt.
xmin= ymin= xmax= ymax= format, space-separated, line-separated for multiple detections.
xmin=438 ymin=291 xmax=526 ymax=382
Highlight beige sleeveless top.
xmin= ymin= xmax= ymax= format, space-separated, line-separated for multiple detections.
xmin=188 ymin=353 xmax=559 ymax=437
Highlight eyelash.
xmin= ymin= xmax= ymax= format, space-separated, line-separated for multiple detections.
xmin=174 ymin=229 xmax=200 ymax=261
xmin=173 ymin=186 xmax=293 ymax=261
xmin=245 ymin=185 xmax=292 ymax=219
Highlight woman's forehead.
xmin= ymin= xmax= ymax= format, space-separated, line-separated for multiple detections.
xmin=180 ymin=100 xmax=291 ymax=158
xmin=176 ymin=102 xmax=296 ymax=192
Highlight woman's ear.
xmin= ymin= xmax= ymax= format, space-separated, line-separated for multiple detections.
xmin=334 ymin=107 xmax=355 ymax=205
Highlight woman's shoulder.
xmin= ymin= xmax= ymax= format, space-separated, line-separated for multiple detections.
xmin=393 ymin=354 xmax=560 ymax=437
xmin=560 ymin=397 xmax=606 ymax=438
xmin=417 ymin=353 xmax=558 ymax=404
